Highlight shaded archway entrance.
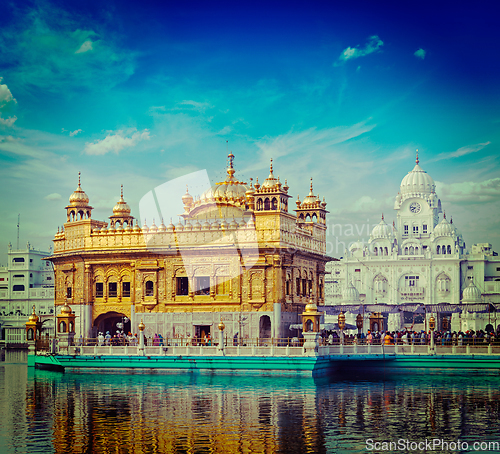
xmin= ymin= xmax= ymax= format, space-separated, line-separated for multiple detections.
xmin=259 ymin=315 xmax=271 ymax=339
xmin=94 ymin=312 xmax=131 ymax=337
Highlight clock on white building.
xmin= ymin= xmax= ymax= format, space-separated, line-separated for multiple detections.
xmin=409 ymin=202 xmax=421 ymax=213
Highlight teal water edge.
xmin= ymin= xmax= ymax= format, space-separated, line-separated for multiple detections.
xmin=3 ymin=350 xmax=500 ymax=454
xmin=33 ymin=352 xmax=500 ymax=376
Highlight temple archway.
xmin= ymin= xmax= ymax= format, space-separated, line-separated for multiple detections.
xmin=94 ymin=311 xmax=131 ymax=337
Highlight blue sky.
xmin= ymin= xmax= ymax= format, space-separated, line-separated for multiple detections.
xmin=0 ymin=0 xmax=499 ymax=262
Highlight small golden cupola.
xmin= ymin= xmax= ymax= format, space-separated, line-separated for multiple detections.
xmin=295 ymin=178 xmax=328 ymax=225
xmin=109 ymin=185 xmax=134 ymax=228
xmin=253 ymin=159 xmax=291 ymax=212
xmin=65 ymin=172 xmax=93 ymax=222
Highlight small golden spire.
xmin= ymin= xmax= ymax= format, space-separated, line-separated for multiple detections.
xmin=416 ymin=149 xmax=419 ymax=165
xmin=120 ymin=184 xmax=123 ymax=198
xmin=381 ymin=213 xmax=384 ymax=221
xmin=227 ymin=152 xmax=235 ymax=177
xmin=270 ymin=158 xmax=273 ymax=174
xmin=78 ymin=171 xmax=81 ymax=187
xmin=443 ymin=211 xmax=446 ymax=219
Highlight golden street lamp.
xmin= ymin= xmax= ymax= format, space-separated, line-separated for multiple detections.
xmin=356 ymin=313 xmax=363 ymax=337
xmin=338 ymin=312 xmax=346 ymax=345
xmin=429 ymin=315 xmax=436 ymax=351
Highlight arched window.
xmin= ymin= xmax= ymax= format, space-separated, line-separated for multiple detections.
xmin=374 ymin=247 xmax=378 ymax=256
xmin=264 ymin=198 xmax=270 ymax=210
xmin=437 ymin=245 xmax=440 ymax=254
xmin=59 ymin=321 xmax=67 ymax=333
xmin=415 ymin=247 xmax=419 ymax=255
xmin=404 ymin=247 xmax=408 ymax=255
xmin=447 ymin=245 xmax=451 ymax=254
xmin=271 ymin=198 xmax=278 ymax=210
xmin=146 ymin=281 xmax=154 ymax=297
xmin=27 ymin=328 xmax=34 ymax=340
xmin=442 ymin=246 xmax=446 ymax=255
xmin=409 ymin=246 xmax=414 ymax=255
xmin=256 ymin=199 xmax=263 ymax=211
xmin=384 ymin=247 xmax=388 ymax=256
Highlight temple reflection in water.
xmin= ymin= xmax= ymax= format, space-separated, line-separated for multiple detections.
xmin=7 ymin=356 xmax=497 ymax=454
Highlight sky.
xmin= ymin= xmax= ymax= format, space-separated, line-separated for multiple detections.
xmin=0 ymin=0 xmax=499 ymax=263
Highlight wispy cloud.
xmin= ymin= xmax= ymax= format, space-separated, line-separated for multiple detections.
xmin=84 ymin=128 xmax=151 ymax=155
xmin=0 ymin=7 xmax=135 ymax=93
xmin=335 ymin=35 xmax=383 ymax=66
xmin=436 ymin=178 xmax=500 ymax=203
xmin=75 ymin=39 xmax=93 ymax=54
xmin=429 ymin=142 xmax=491 ymax=162
xmin=253 ymin=119 xmax=376 ymax=169
xmin=69 ymin=129 xmax=82 ymax=137
xmin=414 ymin=48 xmax=426 ymax=59
xmin=44 ymin=193 xmax=62 ymax=201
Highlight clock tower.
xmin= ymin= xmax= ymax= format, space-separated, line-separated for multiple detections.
xmin=394 ymin=152 xmax=442 ymax=245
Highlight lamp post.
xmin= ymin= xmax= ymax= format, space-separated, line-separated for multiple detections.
xmin=218 ymin=320 xmax=225 ymax=355
xmin=338 ymin=312 xmax=346 ymax=346
xmin=356 ymin=313 xmax=363 ymax=339
xmin=138 ymin=319 xmax=145 ymax=355
xmin=429 ymin=314 xmax=436 ymax=352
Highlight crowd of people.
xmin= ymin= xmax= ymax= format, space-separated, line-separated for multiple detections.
xmin=322 ymin=328 xmax=500 ymax=346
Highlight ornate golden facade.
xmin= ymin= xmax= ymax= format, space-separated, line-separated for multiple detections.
xmin=47 ymin=155 xmax=331 ymax=340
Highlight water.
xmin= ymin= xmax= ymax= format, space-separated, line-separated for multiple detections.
xmin=2 ymin=350 xmax=500 ymax=453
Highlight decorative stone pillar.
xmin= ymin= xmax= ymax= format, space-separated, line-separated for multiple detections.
xmin=26 ymin=306 xmax=42 ymax=367
xmin=301 ymin=298 xmax=322 ymax=356
xmin=56 ymin=303 xmax=76 ymax=352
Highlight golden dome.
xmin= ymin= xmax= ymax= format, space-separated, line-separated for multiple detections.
xmin=112 ymin=185 xmax=131 ymax=215
xmin=198 ymin=153 xmax=249 ymax=204
xmin=182 ymin=185 xmax=193 ymax=206
xmin=28 ymin=305 xmax=39 ymax=323
xmin=304 ymin=298 xmax=318 ymax=313
xmin=218 ymin=321 xmax=225 ymax=331
xmin=261 ymin=159 xmax=279 ymax=189
xmin=60 ymin=304 xmax=72 ymax=315
xmin=69 ymin=172 xmax=90 ymax=206
xmin=300 ymin=178 xmax=321 ymax=206
xmin=138 ymin=319 xmax=145 ymax=331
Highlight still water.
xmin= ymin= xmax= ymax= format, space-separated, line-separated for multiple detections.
xmin=2 ymin=350 xmax=500 ymax=454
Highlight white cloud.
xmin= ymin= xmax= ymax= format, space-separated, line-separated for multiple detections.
xmin=435 ymin=178 xmax=500 ymax=203
xmin=335 ymin=35 xmax=384 ymax=65
xmin=84 ymin=128 xmax=151 ymax=155
xmin=429 ymin=141 xmax=491 ymax=162
xmin=176 ymin=100 xmax=213 ymax=113
xmin=75 ymin=40 xmax=93 ymax=54
xmin=0 ymin=115 xmax=17 ymax=127
xmin=44 ymin=193 xmax=62 ymax=201
xmin=69 ymin=129 xmax=82 ymax=136
xmin=0 ymin=78 xmax=17 ymax=108
xmin=414 ymin=48 xmax=426 ymax=59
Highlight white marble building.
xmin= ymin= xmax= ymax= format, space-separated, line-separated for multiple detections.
xmin=0 ymin=243 xmax=55 ymax=345
xmin=325 ymin=155 xmax=500 ymax=334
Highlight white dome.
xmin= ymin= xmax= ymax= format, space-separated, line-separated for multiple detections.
xmin=462 ymin=280 xmax=481 ymax=302
xmin=400 ymin=162 xmax=435 ymax=195
xmin=343 ymin=281 xmax=360 ymax=302
xmin=433 ymin=216 xmax=454 ymax=237
xmin=349 ymin=240 xmax=365 ymax=252
xmin=370 ymin=216 xmax=394 ymax=240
